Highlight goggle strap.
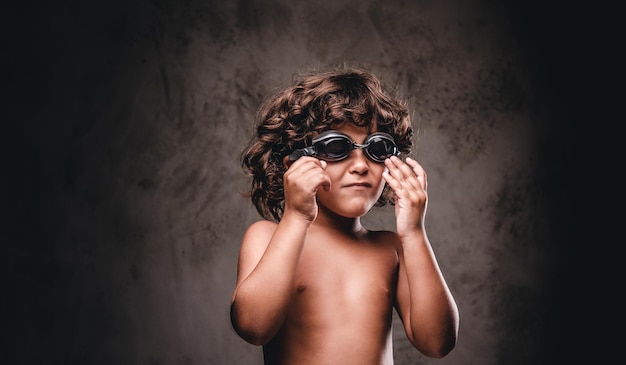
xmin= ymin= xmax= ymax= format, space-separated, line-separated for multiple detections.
xmin=288 ymin=146 xmax=316 ymax=161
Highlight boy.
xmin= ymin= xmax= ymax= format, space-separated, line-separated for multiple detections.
xmin=231 ymin=66 xmax=459 ymax=364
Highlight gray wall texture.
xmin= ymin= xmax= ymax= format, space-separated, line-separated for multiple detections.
xmin=4 ymin=0 xmax=612 ymax=364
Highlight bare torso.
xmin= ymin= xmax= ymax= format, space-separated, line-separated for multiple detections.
xmin=262 ymin=226 xmax=400 ymax=365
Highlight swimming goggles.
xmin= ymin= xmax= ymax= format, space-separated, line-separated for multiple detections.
xmin=288 ymin=130 xmax=400 ymax=163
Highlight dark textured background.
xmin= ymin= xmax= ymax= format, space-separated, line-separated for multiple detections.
xmin=4 ymin=0 xmax=613 ymax=364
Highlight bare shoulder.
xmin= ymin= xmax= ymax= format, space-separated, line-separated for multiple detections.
xmin=244 ymin=219 xmax=278 ymax=236
xmin=240 ymin=219 xmax=278 ymax=252
xmin=236 ymin=220 xmax=278 ymax=283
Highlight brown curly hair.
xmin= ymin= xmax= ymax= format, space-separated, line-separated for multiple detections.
xmin=241 ymin=65 xmax=414 ymax=222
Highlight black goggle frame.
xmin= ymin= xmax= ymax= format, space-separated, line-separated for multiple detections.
xmin=288 ymin=130 xmax=400 ymax=163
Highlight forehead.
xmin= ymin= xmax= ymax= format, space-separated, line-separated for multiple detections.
xmin=326 ymin=123 xmax=373 ymax=143
xmin=328 ymin=120 xmax=378 ymax=134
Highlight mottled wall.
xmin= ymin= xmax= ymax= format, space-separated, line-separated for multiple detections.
xmin=5 ymin=0 xmax=601 ymax=364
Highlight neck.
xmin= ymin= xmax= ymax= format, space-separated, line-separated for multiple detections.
xmin=313 ymin=206 xmax=366 ymax=236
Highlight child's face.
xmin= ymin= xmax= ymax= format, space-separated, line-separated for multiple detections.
xmin=315 ymin=123 xmax=387 ymax=218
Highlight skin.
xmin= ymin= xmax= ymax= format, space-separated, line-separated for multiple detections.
xmin=231 ymin=123 xmax=459 ymax=364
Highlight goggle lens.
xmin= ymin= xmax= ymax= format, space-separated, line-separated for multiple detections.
xmin=320 ymin=138 xmax=352 ymax=159
xmin=366 ymin=136 xmax=397 ymax=162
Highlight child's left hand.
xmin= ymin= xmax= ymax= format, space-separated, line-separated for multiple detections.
xmin=382 ymin=156 xmax=428 ymax=238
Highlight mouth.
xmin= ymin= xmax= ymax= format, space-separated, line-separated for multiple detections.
xmin=344 ymin=182 xmax=372 ymax=189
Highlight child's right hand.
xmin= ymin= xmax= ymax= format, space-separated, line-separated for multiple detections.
xmin=282 ymin=156 xmax=331 ymax=222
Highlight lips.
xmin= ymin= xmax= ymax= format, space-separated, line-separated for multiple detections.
xmin=343 ymin=182 xmax=372 ymax=188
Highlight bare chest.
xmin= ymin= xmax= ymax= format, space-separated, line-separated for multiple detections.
xmin=269 ymin=235 xmax=399 ymax=364
xmin=293 ymin=236 xmax=399 ymax=311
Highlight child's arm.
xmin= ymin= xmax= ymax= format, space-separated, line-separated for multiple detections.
xmin=383 ymin=156 xmax=459 ymax=358
xmin=230 ymin=157 xmax=330 ymax=345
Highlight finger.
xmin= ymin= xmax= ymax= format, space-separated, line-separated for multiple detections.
xmin=297 ymin=159 xmax=331 ymax=192
xmin=382 ymin=170 xmax=402 ymax=192
xmin=405 ymin=157 xmax=427 ymax=190
xmin=383 ymin=171 xmax=420 ymax=207
xmin=383 ymin=165 xmax=414 ymax=195
xmin=287 ymin=156 xmax=325 ymax=174
xmin=383 ymin=159 xmax=409 ymax=192
xmin=318 ymin=160 xmax=330 ymax=190
xmin=385 ymin=156 xmax=422 ymax=192
xmin=284 ymin=157 xmax=330 ymax=192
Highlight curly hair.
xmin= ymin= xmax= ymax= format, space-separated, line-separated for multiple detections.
xmin=241 ymin=65 xmax=414 ymax=222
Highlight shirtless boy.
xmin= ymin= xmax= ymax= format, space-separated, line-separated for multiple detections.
xmin=231 ymin=66 xmax=459 ymax=364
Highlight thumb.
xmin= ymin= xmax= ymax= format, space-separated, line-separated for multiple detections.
xmin=319 ymin=160 xmax=330 ymax=191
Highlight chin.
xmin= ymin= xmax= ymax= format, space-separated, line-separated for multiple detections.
xmin=338 ymin=205 xmax=374 ymax=218
xmin=318 ymin=195 xmax=378 ymax=218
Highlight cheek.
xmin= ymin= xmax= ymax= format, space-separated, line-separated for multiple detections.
xmin=322 ymin=167 xmax=342 ymax=185
xmin=374 ymin=176 xmax=386 ymax=199
xmin=371 ymin=166 xmax=386 ymax=186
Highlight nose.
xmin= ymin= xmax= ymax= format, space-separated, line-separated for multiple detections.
xmin=349 ymin=147 xmax=369 ymax=175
